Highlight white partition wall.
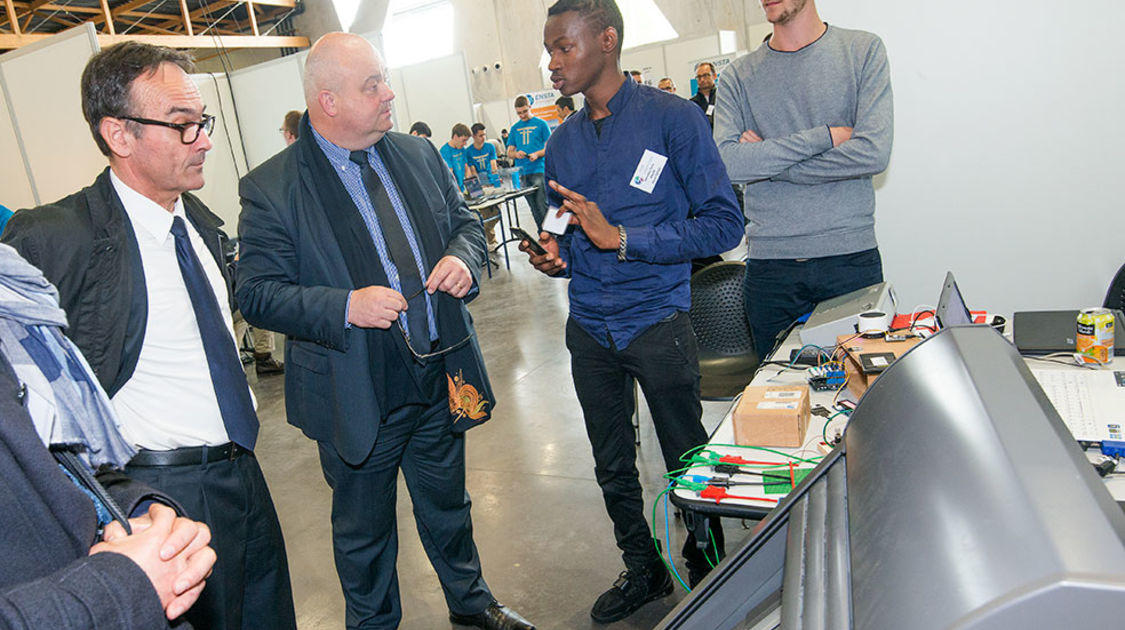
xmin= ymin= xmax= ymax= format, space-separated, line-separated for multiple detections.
xmin=228 ymin=52 xmax=307 ymax=170
xmin=192 ymin=72 xmax=250 ymax=228
xmin=0 ymin=24 xmax=102 ymax=206
xmin=817 ymin=0 xmax=1125 ymax=313
xmin=393 ymin=53 xmax=474 ymax=144
xmin=0 ymin=80 xmax=35 ymax=210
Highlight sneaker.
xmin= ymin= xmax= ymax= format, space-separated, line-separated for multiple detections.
xmin=254 ymin=355 xmax=285 ymax=375
xmin=590 ymin=561 xmax=674 ymax=624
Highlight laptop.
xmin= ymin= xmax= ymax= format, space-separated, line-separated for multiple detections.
xmin=1013 ymin=309 xmax=1125 ymax=356
xmin=463 ymin=176 xmax=484 ymax=200
xmin=935 ymin=271 xmax=974 ymax=328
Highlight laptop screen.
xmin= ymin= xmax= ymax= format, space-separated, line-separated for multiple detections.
xmin=935 ymin=271 xmax=973 ymax=328
xmin=464 ymin=176 xmax=484 ymax=200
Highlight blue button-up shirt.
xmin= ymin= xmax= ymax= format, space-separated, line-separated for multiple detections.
xmin=546 ymin=78 xmax=743 ymax=349
xmin=312 ymin=127 xmax=437 ymax=341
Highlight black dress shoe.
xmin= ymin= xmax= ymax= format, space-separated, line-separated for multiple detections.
xmin=449 ymin=601 xmax=535 ymax=630
xmin=590 ymin=561 xmax=674 ymax=623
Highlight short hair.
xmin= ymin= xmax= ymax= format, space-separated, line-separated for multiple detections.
xmin=514 ymin=95 xmax=529 ymax=108
xmin=282 ymin=110 xmax=301 ymax=138
xmin=695 ymin=62 xmax=716 ymax=76
xmin=81 ymin=41 xmax=195 ymax=156
xmin=630 ymin=70 xmax=642 ymax=77
xmin=555 ymin=96 xmax=575 ymax=111
xmin=470 ymin=122 xmax=486 ymax=135
xmin=548 ymin=0 xmax=625 ymax=55
xmin=451 ymin=123 xmax=471 ymax=138
xmin=409 ymin=121 xmax=432 ymax=137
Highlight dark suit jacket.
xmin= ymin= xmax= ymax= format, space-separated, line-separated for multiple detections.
xmin=0 ymin=350 xmax=169 ymax=629
xmin=236 ymin=119 xmax=492 ymax=465
xmin=1 ymin=168 xmax=233 ymax=396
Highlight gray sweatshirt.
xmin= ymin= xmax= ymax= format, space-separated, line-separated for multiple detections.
xmin=716 ymin=25 xmax=893 ymax=259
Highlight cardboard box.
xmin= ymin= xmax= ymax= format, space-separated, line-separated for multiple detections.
xmin=733 ymin=385 xmax=810 ymax=448
xmin=836 ymin=334 xmax=922 ymax=398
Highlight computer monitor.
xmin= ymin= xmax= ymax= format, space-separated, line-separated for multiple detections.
xmin=935 ymin=271 xmax=973 ymax=328
xmin=463 ymin=176 xmax=484 ymax=200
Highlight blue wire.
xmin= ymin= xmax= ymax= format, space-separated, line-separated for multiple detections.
xmin=664 ymin=482 xmax=688 ymax=589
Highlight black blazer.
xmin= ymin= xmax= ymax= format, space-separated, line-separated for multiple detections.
xmin=236 ymin=118 xmax=493 ymax=465
xmin=0 ymin=350 xmax=170 ymax=628
xmin=2 ymin=168 xmax=233 ymax=396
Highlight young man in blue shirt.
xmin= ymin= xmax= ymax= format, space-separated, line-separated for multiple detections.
xmin=505 ymin=96 xmax=551 ymax=229
xmin=439 ymin=123 xmax=476 ymax=192
xmin=521 ymin=0 xmax=743 ymax=622
xmin=466 ymin=123 xmax=501 ymax=247
xmin=466 ymin=123 xmax=500 ymax=187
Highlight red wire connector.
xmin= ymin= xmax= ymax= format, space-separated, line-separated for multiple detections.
xmin=699 ymin=485 xmax=779 ymax=505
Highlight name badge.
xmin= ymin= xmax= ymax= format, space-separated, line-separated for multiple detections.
xmin=629 ymin=149 xmax=668 ymax=194
xmin=706 ymin=104 xmax=715 ymax=116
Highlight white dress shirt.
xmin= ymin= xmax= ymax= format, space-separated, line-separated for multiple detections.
xmin=109 ymin=170 xmax=247 ymax=450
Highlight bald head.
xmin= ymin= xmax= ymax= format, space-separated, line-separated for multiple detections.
xmin=303 ymin=32 xmax=396 ymax=150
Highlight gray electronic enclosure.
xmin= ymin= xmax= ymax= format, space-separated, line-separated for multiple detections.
xmin=658 ymin=326 xmax=1125 ymax=629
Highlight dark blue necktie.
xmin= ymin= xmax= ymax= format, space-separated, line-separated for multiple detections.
xmin=348 ymin=150 xmax=430 ymax=345
xmin=170 ymin=216 xmax=258 ymax=450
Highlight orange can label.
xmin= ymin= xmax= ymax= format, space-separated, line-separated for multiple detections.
xmin=1077 ymin=308 xmax=1114 ymax=365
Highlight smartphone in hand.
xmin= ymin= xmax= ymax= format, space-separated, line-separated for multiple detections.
xmin=510 ymin=227 xmax=548 ymax=256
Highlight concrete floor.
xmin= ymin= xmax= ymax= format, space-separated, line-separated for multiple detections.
xmin=248 ymin=203 xmax=753 ymax=629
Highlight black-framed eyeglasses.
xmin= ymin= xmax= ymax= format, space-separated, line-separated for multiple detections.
xmin=396 ymin=286 xmax=473 ymax=362
xmin=120 ymin=113 xmax=215 ymax=144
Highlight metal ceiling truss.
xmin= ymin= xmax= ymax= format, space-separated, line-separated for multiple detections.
xmin=0 ymin=0 xmax=309 ymax=51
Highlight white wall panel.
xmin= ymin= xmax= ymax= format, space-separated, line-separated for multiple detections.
xmin=0 ymin=24 xmax=102 ymax=205
xmin=817 ymin=0 xmax=1125 ymax=313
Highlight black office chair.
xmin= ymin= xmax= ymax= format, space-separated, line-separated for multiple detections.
xmin=689 ymin=261 xmax=760 ymax=399
xmin=1103 ymin=262 xmax=1125 ymax=312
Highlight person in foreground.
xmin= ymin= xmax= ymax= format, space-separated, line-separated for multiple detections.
xmin=2 ymin=41 xmax=296 ymax=630
xmin=522 ymin=0 xmax=743 ymax=623
xmin=0 ymin=242 xmax=214 ymax=628
xmin=235 ymin=32 xmax=534 ymax=630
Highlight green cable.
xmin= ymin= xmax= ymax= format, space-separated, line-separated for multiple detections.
xmin=650 ymin=486 xmax=691 ymax=592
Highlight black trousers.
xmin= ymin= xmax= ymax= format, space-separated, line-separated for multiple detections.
xmin=125 ymin=451 xmax=296 ymax=630
xmin=316 ymin=359 xmax=492 ymax=630
xmin=566 ymin=312 xmax=723 ymax=573
xmin=522 ymin=171 xmax=548 ymax=231
xmin=744 ymin=248 xmax=884 ymax=359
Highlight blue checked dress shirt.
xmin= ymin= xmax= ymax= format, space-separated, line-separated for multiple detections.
xmin=312 ymin=127 xmax=438 ymax=341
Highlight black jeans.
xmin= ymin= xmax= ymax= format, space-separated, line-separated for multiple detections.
xmin=566 ymin=312 xmax=723 ymax=573
xmin=744 ymin=248 xmax=884 ymax=359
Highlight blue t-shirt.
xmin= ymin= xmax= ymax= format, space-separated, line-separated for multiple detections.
xmin=506 ymin=117 xmax=551 ymax=175
xmin=439 ymin=143 xmax=470 ymax=189
xmin=465 ymin=142 xmax=499 ymax=186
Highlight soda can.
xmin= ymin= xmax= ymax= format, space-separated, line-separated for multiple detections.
xmin=1076 ymin=307 xmax=1114 ymax=365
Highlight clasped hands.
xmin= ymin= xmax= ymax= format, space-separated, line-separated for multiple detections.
xmin=518 ymin=180 xmax=619 ymax=276
xmin=90 ymin=503 xmax=215 ymax=620
xmin=347 ymin=255 xmax=472 ymax=329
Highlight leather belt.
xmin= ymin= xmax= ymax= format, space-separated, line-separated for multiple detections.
xmin=128 ymin=442 xmax=250 ymax=467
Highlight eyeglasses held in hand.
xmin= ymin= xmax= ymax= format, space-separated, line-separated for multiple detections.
xmin=120 ymin=113 xmax=216 ymax=144
xmin=396 ymin=286 xmax=473 ymax=362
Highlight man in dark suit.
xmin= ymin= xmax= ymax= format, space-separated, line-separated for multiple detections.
xmin=2 ymin=42 xmax=295 ymax=630
xmin=235 ymin=33 xmax=534 ymax=630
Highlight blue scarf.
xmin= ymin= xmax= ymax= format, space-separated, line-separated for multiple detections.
xmin=0 ymin=243 xmax=135 ymax=469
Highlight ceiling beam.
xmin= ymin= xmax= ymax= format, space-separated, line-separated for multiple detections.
xmin=0 ymin=32 xmax=308 ymax=49
xmin=3 ymin=0 xmax=21 ymax=35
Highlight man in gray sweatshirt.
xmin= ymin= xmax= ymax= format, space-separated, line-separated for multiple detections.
xmin=716 ymin=0 xmax=893 ymax=358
